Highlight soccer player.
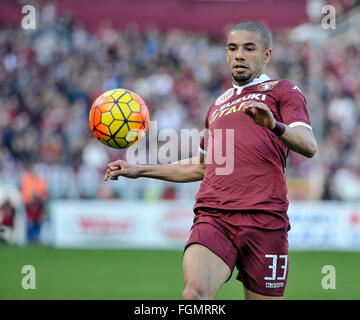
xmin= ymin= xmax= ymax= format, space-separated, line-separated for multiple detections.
xmin=104 ymin=21 xmax=317 ymax=300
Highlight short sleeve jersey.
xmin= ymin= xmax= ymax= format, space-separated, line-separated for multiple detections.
xmin=195 ymin=75 xmax=312 ymax=217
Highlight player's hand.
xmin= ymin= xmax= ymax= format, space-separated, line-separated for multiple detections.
xmin=104 ymin=160 xmax=139 ymax=181
xmin=241 ymin=100 xmax=276 ymax=130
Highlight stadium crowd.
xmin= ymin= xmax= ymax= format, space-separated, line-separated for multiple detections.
xmin=1 ymin=2 xmax=360 ymax=238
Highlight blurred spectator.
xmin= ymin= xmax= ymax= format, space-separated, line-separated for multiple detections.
xmin=0 ymin=199 xmax=15 ymax=228
xmin=20 ymin=164 xmax=48 ymax=243
xmin=162 ymin=183 xmax=177 ymax=200
xmin=332 ymin=155 xmax=360 ymax=201
xmin=0 ymin=180 xmax=22 ymax=244
xmin=0 ymin=199 xmax=16 ymax=243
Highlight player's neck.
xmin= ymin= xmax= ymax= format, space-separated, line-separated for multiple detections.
xmin=232 ymin=73 xmax=269 ymax=88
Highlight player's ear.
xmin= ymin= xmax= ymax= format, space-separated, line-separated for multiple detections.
xmin=263 ymin=48 xmax=272 ymax=64
xmin=225 ymin=48 xmax=230 ymax=64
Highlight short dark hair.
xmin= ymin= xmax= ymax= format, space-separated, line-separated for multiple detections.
xmin=229 ymin=21 xmax=272 ymax=50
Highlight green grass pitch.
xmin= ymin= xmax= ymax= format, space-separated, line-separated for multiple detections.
xmin=0 ymin=245 xmax=359 ymax=300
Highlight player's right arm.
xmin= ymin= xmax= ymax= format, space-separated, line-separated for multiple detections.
xmin=104 ymin=152 xmax=205 ymax=183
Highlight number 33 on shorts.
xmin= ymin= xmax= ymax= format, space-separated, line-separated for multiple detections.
xmin=264 ymin=254 xmax=288 ymax=289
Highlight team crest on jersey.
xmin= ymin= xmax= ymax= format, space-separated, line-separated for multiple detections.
xmin=215 ymin=88 xmax=234 ymax=106
xmin=258 ymin=80 xmax=279 ymax=91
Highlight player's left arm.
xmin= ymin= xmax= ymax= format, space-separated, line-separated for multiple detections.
xmin=241 ymin=100 xmax=318 ymax=158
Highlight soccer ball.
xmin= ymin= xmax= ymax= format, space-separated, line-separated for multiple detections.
xmin=89 ymin=88 xmax=149 ymax=149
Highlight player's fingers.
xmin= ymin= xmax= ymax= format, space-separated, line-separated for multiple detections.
xmin=243 ymin=107 xmax=256 ymax=117
xmin=106 ymin=172 xmax=118 ymax=181
xmin=242 ymin=101 xmax=268 ymax=111
xmin=243 ymin=105 xmax=268 ymax=119
xmin=241 ymin=100 xmax=256 ymax=108
xmin=105 ymin=168 xmax=114 ymax=181
xmin=107 ymin=160 xmax=122 ymax=170
xmin=110 ymin=169 xmax=127 ymax=178
xmin=108 ymin=165 xmax=119 ymax=171
xmin=252 ymin=103 xmax=269 ymax=112
xmin=107 ymin=164 xmax=117 ymax=171
xmin=104 ymin=169 xmax=111 ymax=181
xmin=241 ymin=104 xmax=256 ymax=113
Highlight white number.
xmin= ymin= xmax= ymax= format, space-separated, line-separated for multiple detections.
xmin=264 ymin=254 xmax=277 ymax=280
xmin=264 ymin=254 xmax=288 ymax=281
xmin=277 ymin=255 xmax=288 ymax=280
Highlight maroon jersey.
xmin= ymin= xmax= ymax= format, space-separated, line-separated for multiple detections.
xmin=195 ymin=74 xmax=312 ymax=218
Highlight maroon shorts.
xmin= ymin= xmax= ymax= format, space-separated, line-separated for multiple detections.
xmin=184 ymin=208 xmax=290 ymax=297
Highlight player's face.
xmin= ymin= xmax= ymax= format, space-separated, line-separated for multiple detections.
xmin=225 ymin=30 xmax=272 ymax=85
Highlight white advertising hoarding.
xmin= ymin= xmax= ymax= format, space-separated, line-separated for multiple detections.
xmin=288 ymin=202 xmax=360 ymax=250
xmin=50 ymin=200 xmax=360 ymax=250
xmin=50 ymin=200 xmax=194 ymax=249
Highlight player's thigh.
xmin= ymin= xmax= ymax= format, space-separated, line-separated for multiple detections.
xmin=244 ymin=287 xmax=283 ymax=300
xmin=183 ymin=243 xmax=231 ymax=299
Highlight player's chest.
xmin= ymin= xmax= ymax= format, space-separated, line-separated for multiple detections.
xmin=208 ymin=89 xmax=279 ymax=129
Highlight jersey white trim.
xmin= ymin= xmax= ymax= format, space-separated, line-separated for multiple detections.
xmin=198 ymin=147 xmax=207 ymax=154
xmin=232 ymin=74 xmax=271 ymax=95
xmin=288 ymin=121 xmax=313 ymax=131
